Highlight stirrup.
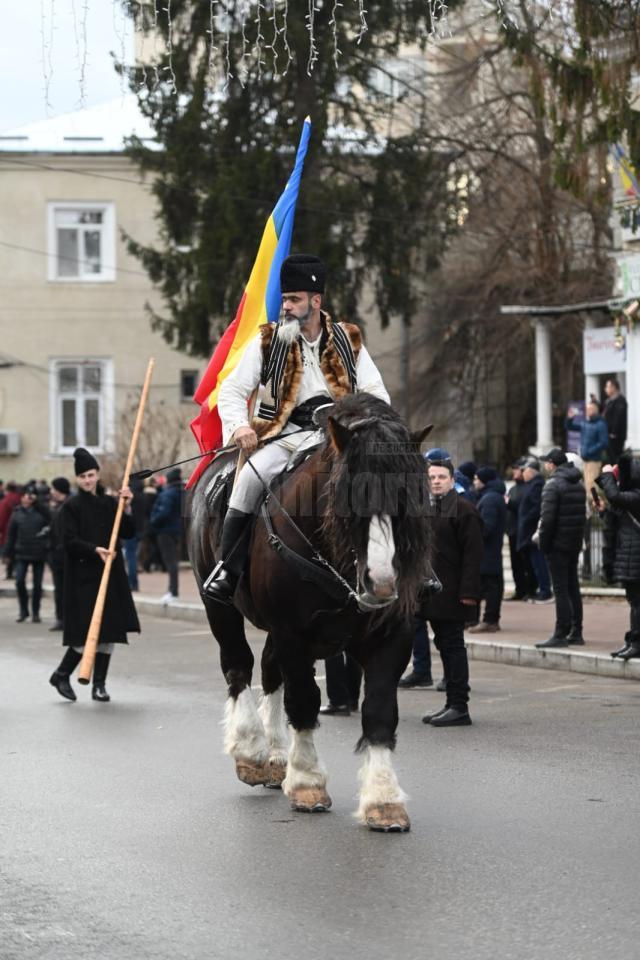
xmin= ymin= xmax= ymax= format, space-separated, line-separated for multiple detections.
xmin=202 ymin=562 xmax=237 ymax=603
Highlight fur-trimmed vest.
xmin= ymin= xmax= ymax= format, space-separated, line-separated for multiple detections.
xmin=252 ymin=312 xmax=362 ymax=441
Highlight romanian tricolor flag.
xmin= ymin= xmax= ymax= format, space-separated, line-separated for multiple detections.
xmin=611 ymin=142 xmax=640 ymax=200
xmin=186 ymin=118 xmax=312 ymax=489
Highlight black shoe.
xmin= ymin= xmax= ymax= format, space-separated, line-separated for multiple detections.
xmin=319 ymin=703 xmax=350 ymax=716
xmin=49 ymin=671 xmax=77 ymax=702
xmin=611 ymin=645 xmax=632 ymax=658
xmin=398 ymin=671 xmax=434 ymax=688
xmin=436 ymin=678 xmax=446 ymax=692
xmin=535 ymin=635 xmax=569 ymax=649
xmin=49 ymin=621 xmax=63 ymax=632
xmin=349 ymin=701 xmax=359 ymax=712
xmin=92 ymin=685 xmax=111 ymax=702
xmin=16 ymin=613 xmax=28 ymax=623
xmin=422 ymin=705 xmax=449 ymax=724
xmin=566 ymin=627 xmax=585 ymax=646
xmin=32 ymin=615 xmax=41 ymax=624
xmin=203 ymin=566 xmax=238 ymax=604
xmin=429 ymin=706 xmax=472 ymax=727
xmin=617 ymin=643 xmax=640 ymax=661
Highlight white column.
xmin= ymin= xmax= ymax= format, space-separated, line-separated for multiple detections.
xmin=583 ymin=315 xmax=600 ymax=404
xmin=626 ymin=325 xmax=640 ymax=453
xmin=533 ymin=318 xmax=554 ymax=453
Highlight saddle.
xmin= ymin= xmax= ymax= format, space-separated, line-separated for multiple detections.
xmin=204 ymin=436 xmax=325 ymax=524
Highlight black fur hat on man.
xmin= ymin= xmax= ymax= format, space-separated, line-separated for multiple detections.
xmin=280 ymin=254 xmax=326 ymax=294
xmin=73 ymin=447 xmax=100 ymax=476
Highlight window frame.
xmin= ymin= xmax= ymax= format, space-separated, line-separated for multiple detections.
xmin=48 ymin=358 xmax=114 ymax=456
xmin=47 ymin=201 xmax=116 ymax=283
xmin=180 ymin=369 xmax=199 ymax=403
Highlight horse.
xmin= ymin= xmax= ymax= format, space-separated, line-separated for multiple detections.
xmin=186 ymin=393 xmax=431 ymax=832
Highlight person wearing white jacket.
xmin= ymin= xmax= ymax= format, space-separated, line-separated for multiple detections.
xmin=205 ymin=254 xmax=389 ymax=603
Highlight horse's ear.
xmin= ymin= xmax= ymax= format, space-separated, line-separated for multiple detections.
xmin=410 ymin=424 xmax=434 ymax=446
xmin=327 ymin=416 xmax=352 ymax=453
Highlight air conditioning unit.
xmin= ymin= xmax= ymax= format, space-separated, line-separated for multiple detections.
xmin=0 ymin=430 xmax=21 ymax=455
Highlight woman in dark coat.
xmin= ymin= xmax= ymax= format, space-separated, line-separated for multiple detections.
xmin=49 ymin=448 xmax=140 ymax=703
xmin=597 ymin=454 xmax=640 ymax=660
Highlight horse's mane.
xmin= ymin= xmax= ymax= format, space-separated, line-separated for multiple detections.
xmin=320 ymin=394 xmax=430 ymax=620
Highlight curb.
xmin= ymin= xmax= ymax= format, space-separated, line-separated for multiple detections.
xmin=466 ymin=638 xmax=640 ymax=682
xmin=3 ymin=586 xmax=638 ymax=682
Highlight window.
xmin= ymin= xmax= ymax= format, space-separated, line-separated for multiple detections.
xmin=180 ymin=369 xmax=199 ymax=402
xmin=49 ymin=359 xmax=114 ymax=454
xmin=47 ymin=202 xmax=116 ymax=282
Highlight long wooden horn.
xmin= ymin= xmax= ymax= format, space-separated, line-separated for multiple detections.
xmin=77 ymin=358 xmax=155 ymax=684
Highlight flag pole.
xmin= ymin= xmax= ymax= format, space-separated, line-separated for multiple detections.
xmin=77 ymin=358 xmax=155 ymax=685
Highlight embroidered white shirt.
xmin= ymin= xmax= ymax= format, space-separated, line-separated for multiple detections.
xmin=218 ymin=327 xmax=390 ymax=445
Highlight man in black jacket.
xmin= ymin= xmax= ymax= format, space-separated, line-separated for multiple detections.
xmin=535 ymin=448 xmax=586 ymax=648
xmin=469 ymin=466 xmax=507 ymax=632
xmin=603 ymin=378 xmax=627 ymax=464
xmin=505 ymin=458 xmax=529 ymax=600
xmin=420 ymin=458 xmax=484 ymax=727
xmin=48 ymin=477 xmax=71 ymax=631
xmin=4 ymin=484 xmax=50 ymax=623
xmin=598 ymin=455 xmax=640 ymax=659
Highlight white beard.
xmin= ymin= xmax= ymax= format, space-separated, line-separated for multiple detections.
xmin=277 ymin=317 xmax=301 ymax=346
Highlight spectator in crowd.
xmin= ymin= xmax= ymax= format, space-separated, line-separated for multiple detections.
xmin=48 ymin=476 xmax=71 ymax=631
xmin=535 ymin=448 xmax=586 ymax=648
xmin=469 ymin=466 xmax=507 ymax=633
xmin=319 ymin=653 xmax=363 ymax=715
xmin=150 ymin=467 xmax=184 ymax=603
xmin=0 ymin=479 xmax=4 ymax=500
xmin=4 ymin=483 xmax=50 ymax=623
xmin=399 ymin=448 xmax=451 ymax=691
xmin=420 ymin=456 xmax=483 ymax=727
xmin=566 ymin=399 xmax=609 ymax=504
xmin=139 ymin=478 xmax=163 ymax=573
xmin=603 ymin=378 xmax=628 ymax=464
xmin=122 ymin=477 xmax=145 ymax=592
xmin=458 ymin=461 xmax=478 ymax=503
xmin=597 ymin=454 xmax=640 ymax=660
xmin=517 ymin=457 xmax=552 ymax=602
xmin=505 ymin=458 xmax=530 ymax=600
xmin=0 ymin=482 xmax=21 ymax=578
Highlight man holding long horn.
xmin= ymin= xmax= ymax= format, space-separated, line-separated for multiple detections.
xmin=49 ymin=447 xmax=140 ymax=703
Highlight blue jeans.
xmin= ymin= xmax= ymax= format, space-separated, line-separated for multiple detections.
xmin=412 ymin=617 xmax=433 ymax=679
xmin=122 ymin=536 xmax=140 ymax=591
xmin=530 ymin=544 xmax=551 ymax=597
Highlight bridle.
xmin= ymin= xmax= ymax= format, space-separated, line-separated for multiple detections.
xmin=245 ymin=453 xmax=398 ymax=614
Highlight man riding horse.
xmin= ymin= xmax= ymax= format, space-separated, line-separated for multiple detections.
xmin=205 ymin=253 xmax=390 ymax=603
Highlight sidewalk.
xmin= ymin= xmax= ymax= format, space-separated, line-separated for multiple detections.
xmin=3 ymin=567 xmax=639 ymax=682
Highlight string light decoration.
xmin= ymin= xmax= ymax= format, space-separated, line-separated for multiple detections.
xmin=36 ymin=0 xmax=564 ymax=108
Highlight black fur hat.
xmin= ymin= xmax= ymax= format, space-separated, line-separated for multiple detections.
xmin=73 ymin=447 xmax=100 ymax=476
xmin=280 ymin=254 xmax=326 ymax=294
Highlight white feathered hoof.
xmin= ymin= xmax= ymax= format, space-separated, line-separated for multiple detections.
xmin=263 ymin=760 xmax=287 ymax=790
xmin=289 ymin=786 xmax=332 ymax=812
xmin=235 ymin=758 xmax=270 ymax=787
xmin=364 ymin=803 xmax=411 ymax=833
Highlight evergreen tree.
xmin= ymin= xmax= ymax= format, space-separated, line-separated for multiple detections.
xmin=123 ymin=1 xmax=463 ymax=358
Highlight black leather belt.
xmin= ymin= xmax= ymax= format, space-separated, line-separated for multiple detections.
xmin=288 ymin=395 xmax=333 ymax=430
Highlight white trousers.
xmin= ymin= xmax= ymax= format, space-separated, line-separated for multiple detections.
xmin=228 ymin=432 xmax=314 ymax=514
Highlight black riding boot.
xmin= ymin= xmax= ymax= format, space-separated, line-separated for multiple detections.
xmin=92 ymin=652 xmax=112 ymax=702
xmin=203 ymin=509 xmax=254 ymax=604
xmin=49 ymin=648 xmax=83 ymax=702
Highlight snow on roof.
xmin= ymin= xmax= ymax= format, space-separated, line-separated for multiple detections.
xmin=0 ymin=96 xmax=157 ymax=153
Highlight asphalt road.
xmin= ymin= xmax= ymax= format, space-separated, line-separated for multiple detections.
xmin=2 ymin=595 xmax=639 ymax=960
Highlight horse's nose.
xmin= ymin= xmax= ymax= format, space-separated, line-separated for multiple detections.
xmin=363 ymin=567 xmax=397 ymax=600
